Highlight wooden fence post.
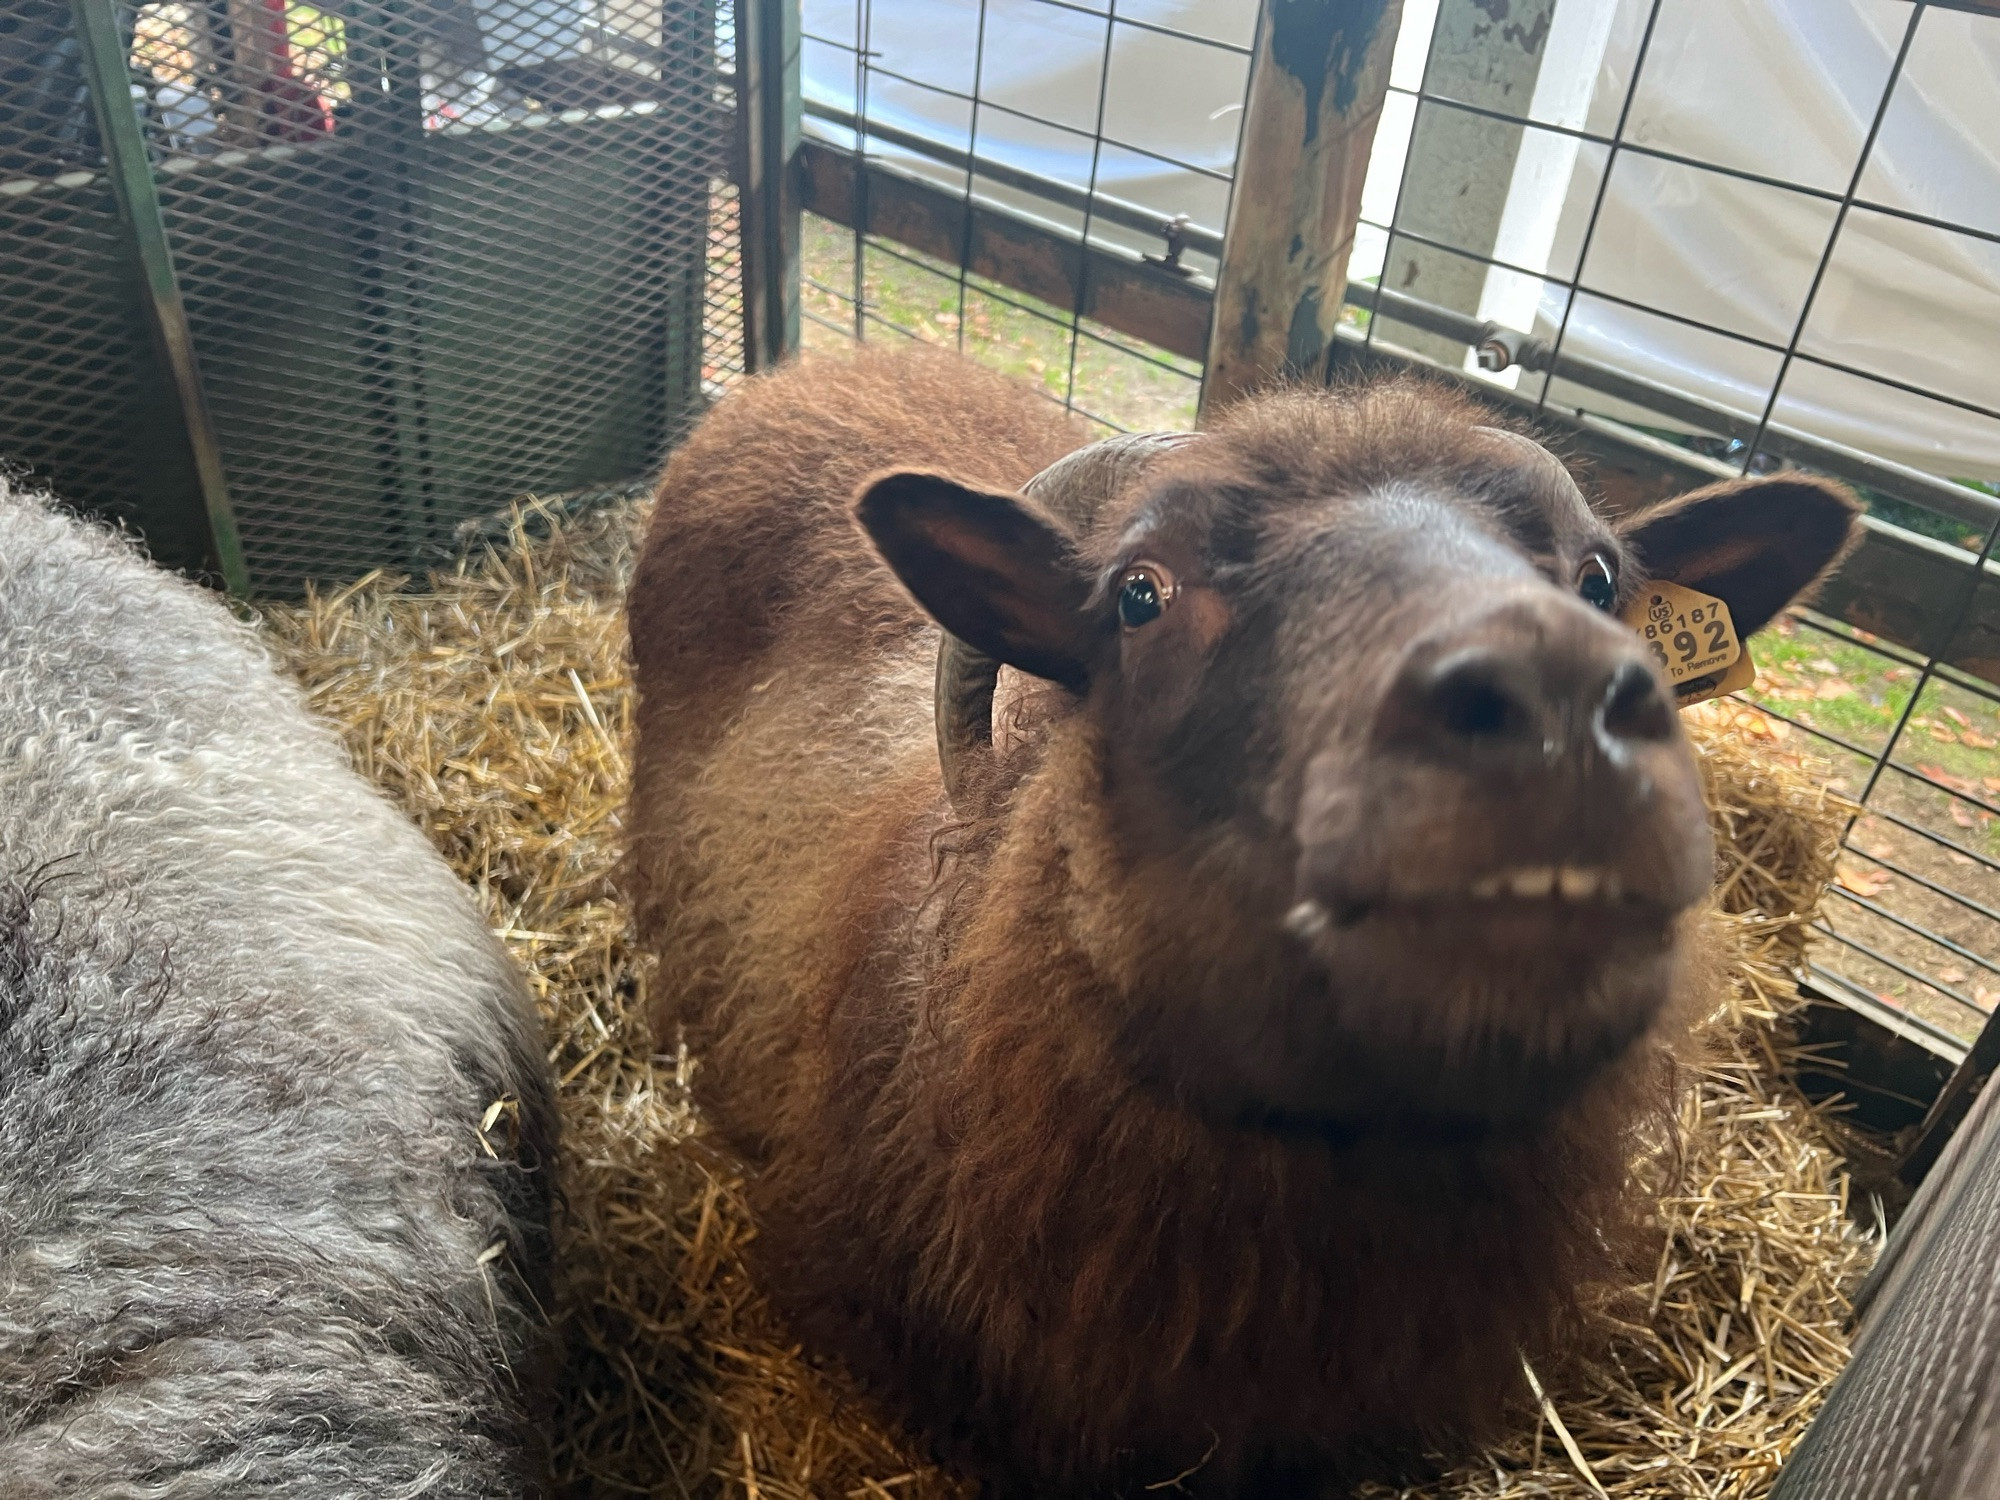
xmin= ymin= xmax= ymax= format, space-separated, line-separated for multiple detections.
xmin=1200 ymin=0 xmax=1405 ymax=421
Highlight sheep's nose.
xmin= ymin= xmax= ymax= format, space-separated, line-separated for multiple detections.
xmin=1374 ymin=596 xmax=1676 ymax=772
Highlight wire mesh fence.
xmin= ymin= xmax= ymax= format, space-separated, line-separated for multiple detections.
xmin=1355 ymin=0 xmax=2000 ymax=1048
xmin=796 ymin=0 xmax=2000 ymax=1055
xmin=0 ymin=0 xmax=744 ymax=595
xmin=5 ymin=0 xmax=1990 ymax=1051
xmin=792 ymin=0 xmax=1254 ymax=433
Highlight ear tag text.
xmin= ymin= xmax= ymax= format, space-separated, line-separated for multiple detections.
xmin=1619 ymin=580 xmax=1753 ymax=709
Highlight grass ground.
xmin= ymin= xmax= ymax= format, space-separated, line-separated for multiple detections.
xmin=1724 ymin=615 xmax=2000 ymax=1034
xmin=1748 ymin=619 xmax=2000 ymax=819
xmin=798 ymin=213 xmax=1201 ymax=434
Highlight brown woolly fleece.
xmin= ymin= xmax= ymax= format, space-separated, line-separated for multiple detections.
xmin=626 ymin=343 xmax=1856 ymax=1495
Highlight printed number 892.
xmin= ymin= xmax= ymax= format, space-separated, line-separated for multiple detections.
xmin=1642 ymin=608 xmax=1730 ymax=669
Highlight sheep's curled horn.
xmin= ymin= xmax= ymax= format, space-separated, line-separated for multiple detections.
xmin=934 ymin=430 xmax=1196 ymax=808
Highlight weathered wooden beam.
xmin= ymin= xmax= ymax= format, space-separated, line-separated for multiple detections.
xmin=795 ymin=140 xmax=1212 ymax=363
xmin=1200 ymin=0 xmax=1406 ymax=418
xmin=1817 ymin=522 xmax=2000 ymax=683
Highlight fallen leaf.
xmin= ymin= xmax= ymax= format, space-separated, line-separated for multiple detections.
xmin=1945 ymin=706 xmax=1973 ymax=729
xmin=1931 ymin=725 xmax=1961 ymax=744
xmin=1816 ymin=678 xmax=1854 ymax=700
xmin=1939 ymin=967 xmax=1970 ymax=985
xmin=1920 ymin=766 xmax=1977 ymax=795
xmin=1836 ymin=868 xmax=1893 ymax=899
xmin=1963 ymin=730 xmax=1996 ymax=749
xmin=1807 ymin=658 xmax=1842 ymax=675
xmin=1983 ymin=777 xmax=2000 ymax=794
xmin=1952 ymin=801 xmax=1977 ymax=829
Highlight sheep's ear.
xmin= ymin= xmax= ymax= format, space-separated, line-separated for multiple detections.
xmin=1616 ymin=474 xmax=1863 ymax=637
xmin=854 ymin=470 xmax=1103 ymax=690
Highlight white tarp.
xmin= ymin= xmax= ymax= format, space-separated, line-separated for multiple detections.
xmin=801 ymin=0 xmax=2000 ymax=490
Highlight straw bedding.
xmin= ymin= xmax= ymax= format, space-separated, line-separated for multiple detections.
xmin=260 ymin=500 xmax=1874 ymax=1500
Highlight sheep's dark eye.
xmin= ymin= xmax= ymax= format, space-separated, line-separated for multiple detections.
xmin=1117 ymin=563 xmax=1175 ymax=630
xmin=1576 ymin=554 xmax=1618 ymax=612
xmin=1118 ymin=575 xmax=1163 ymax=629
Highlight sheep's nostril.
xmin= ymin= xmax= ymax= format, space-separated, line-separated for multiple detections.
xmin=1376 ymin=609 xmax=1682 ymax=773
xmin=1425 ymin=652 xmax=1534 ymax=743
xmin=1598 ymin=659 xmax=1676 ymax=744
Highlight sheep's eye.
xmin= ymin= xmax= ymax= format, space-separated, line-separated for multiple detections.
xmin=1576 ymin=554 xmax=1618 ymax=612
xmin=1117 ymin=564 xmax=1175 ymax=630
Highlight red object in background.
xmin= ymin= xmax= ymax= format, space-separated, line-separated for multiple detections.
xmin=246 ymin=0 xmax=332 ymax=141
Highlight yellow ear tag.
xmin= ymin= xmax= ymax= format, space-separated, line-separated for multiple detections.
xmin=1618 ymin=580 xmax=1753 ymax=709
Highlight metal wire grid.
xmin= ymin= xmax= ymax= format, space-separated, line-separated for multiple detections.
xmin=794 ymin=0 xmax=2000 ymax=1042
xmin=1359 ymin=0 xmax=2000 ymax=1043
xmin=0 ymin=0 xmax=741 ymax=594
xmin=0 ymin=2 xmax=197 ymax=554
xmin=794 ymin=0 xmax=1249 ymax=434
xmin=1768 ymin=1021 xmax=2000 ymax=1497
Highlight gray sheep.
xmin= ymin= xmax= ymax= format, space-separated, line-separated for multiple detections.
xmin=0 ymin=488 xmax=558 ymax=1497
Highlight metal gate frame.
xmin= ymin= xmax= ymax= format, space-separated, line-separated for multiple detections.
xmin=8 ymin=0 xmax=796 ymax=594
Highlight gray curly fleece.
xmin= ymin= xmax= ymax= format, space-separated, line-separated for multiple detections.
xmin=0 ymin=491 xmax=559 ymax=1497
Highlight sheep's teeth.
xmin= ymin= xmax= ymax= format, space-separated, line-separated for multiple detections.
xmin=1358 ymin=869 xmax=1629 ymax=906
xmin=1284 ymin=900 xmax=1330 ymax=938
xmin=1558 ymin=866 xmax=1601 ymax=900
xmin=1506 ymin=866 xmax=1556 ymax=898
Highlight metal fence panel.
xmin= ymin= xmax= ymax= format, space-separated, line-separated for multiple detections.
xmin=791 ymin=0 xmax=1244 ymax=435
xmin=0 ymin=0 xmax=743 ymax=594
xmin=797 ymin=0 xmax=2000 ymax=1074
xmin=1353 ymin=0 xmax=2000 ymax=1058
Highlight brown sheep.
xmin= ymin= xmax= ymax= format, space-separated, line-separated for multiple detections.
xmin=626 ymin=345 xmax=1860 ymax=1495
